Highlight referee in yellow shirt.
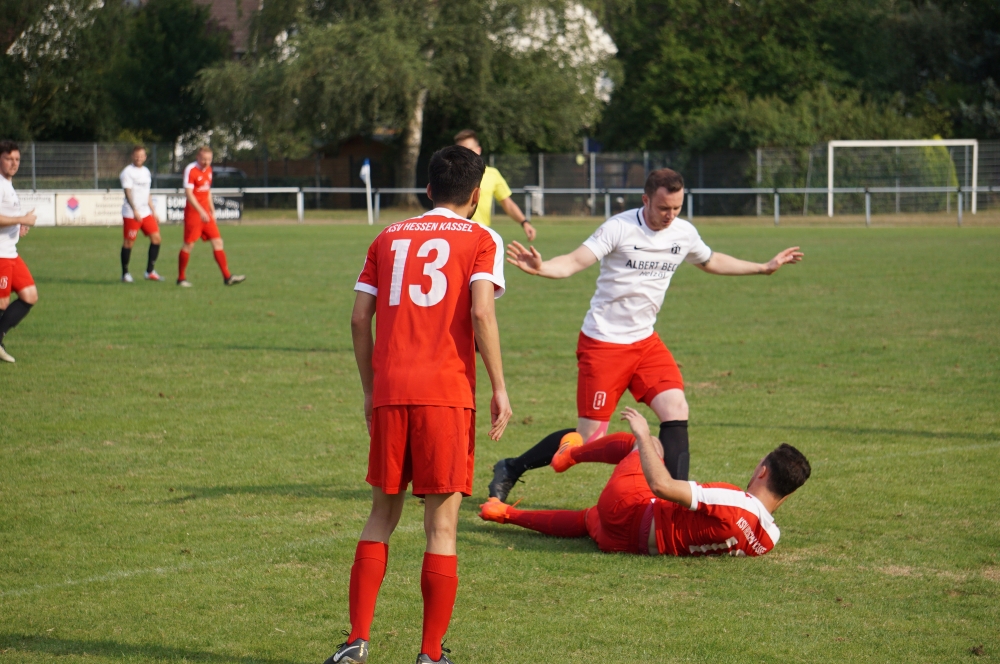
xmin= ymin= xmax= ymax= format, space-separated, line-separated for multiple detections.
xmin=454 ymin=129 xmax=536 ymax=241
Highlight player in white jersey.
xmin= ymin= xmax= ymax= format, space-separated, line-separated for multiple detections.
xmin=489 ymin=168 xmax=802 ymax=501
xmin=119 ymin=145 xmax=163 ymax=282
xmin=0 ymin=140 xmax=39 ymax=363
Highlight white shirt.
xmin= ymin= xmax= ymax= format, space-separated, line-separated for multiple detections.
xmin=0 ymin=176 xmax=21 ymax=259
xmin=120 ymin=164 xmax=153 ymax=218
xmin=580 ymin=208 xmax=712 ymax=344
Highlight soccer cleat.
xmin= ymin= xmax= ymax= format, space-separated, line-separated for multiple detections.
xmin=121 ymin=272 xmax=134 ymax=283
xmin=0 ymin=343 xmax=15 ymax=363
xmin=416 ymin=648 xmax=455 ymax=664
xmin=177 ymin=279 xmax=192 ymax=288
xmin=478 ymin=497 xmax=512 ymax=524
xmin=224 ymin=274 xmax=246 ymax=286
xmin=488 ymin=459 xmax=520 ymax=503
xmin=145 ymin=270 xmax=162 ymax=281
xmin=550 ymin=431 xmax=584 ymax=473
xmin=324 ymin=636 xmax=369 ymax=664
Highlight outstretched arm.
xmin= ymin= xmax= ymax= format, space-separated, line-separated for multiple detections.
xmin=506 ymin=241 xmax=598 ymax=279
xmin=697 ymin=246 xmax=803 ymax=276
xmin=621 ymin=408 xmax=693 ymax=508
xmin=351 ymin=292 xmax=377 ymax=434
xmin=471 ymin=280 xmax=513 ymax=440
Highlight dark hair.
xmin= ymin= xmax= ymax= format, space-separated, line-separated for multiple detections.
xmin=0 ymin=140 xmax=20 ymax=157
xmin=133 ymin=145 xmax=147 ymax=154
xmin=644 ymin=168 xmax=685 ymax=197
xmin=428 ymin=146 xmax=485 ymax=205
xmin=453 ymin=129 xmax=478 ymax=144
xmin=762 ymin=443 xmax=811 ymax=497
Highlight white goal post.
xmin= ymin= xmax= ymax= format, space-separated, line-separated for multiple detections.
xmin=827 ymin=139 xmax=978 ymax=216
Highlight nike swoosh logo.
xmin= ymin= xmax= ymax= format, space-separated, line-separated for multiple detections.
xmin=633 ymin=245 xmax=653 ymax=251
xmin=334 ymin=645 xmax=362 ymax=662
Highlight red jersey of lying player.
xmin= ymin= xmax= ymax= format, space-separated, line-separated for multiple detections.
xmin=481 ymin=407 xmax=810 ymax=557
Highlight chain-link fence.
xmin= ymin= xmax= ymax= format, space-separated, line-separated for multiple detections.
xmin=14 ymin=140 xmax=1000 ymax=219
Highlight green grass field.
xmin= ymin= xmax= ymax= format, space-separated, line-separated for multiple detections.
xmin=1 ymin=219 xmax=998 ymax=663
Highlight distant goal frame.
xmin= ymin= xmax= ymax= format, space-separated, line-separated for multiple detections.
xmin=827 ymin=139 xmax=979 ymax=217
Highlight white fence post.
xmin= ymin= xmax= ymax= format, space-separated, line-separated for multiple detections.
xmin=590 ymin=152 xmax=597 ymax=216
xmin=374 ymin=191 xmax=380 ymax=223
xmin=756 ymin=148 xmax=762 ymax=216
xmin=687 ymin=190 xmax=693 ymax=220
xmin=31 ymin=142 xmax=36 ymax=191
xmin=827 ymin=142 xmax=834 ymax=217
xmin=537 ymin=153 xmax=545 ymax=216
xmin=957 ymin=191 xmax=963 ymax=226
xmin=605 ymin=192 xmax=611 ymax=219
xmin=972 ymin=142 xmax=979 ymax=214
xmin=865 ymin=190 xmax=871 ymax=227
xmin=774 ymin=191 xmax=780 ymax=226
xmin=296 ymin=190 xmax=304 ymax=223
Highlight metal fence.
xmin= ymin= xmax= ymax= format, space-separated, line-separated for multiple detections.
xmin=15 ymin=141 xmax=1000 ymax=221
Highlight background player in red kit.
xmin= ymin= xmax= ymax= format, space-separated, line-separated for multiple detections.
xmin=480 ymin=407 xmax=810 ymax=558
xmin=328 ymin=146 xmax=511 ymax=664
xmin=177 ymin=146 xmax=245 ymax=287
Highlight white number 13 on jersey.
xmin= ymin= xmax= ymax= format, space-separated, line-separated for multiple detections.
xmin=388 ymin=239 xmax=451 ymax=307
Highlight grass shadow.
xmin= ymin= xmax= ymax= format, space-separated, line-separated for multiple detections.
xmin=702 ymin=422 xmax=1000 ymax=442
xmin=155 ymin=484 xmax=372 ymax=505
xmin=0 ymin=633 xmax=302 ymax=664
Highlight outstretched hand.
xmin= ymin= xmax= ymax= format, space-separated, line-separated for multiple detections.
xmin=505 ymin=241 xmax=543 ymax=275
xmin=620 ymin=407 xmax=651 ymax=440
xmin=763 ymin=246 xmax=803 ymax=274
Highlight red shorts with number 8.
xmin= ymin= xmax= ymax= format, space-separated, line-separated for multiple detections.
xmin=576 ymin=331 xmax=684 ymax=421
xmin=0 ymin=256 xmax=34 ymax=298
xmin=367 ymin=405 xmax=476 ymax=497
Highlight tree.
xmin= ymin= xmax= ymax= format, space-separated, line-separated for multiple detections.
xmin=109 ymin=0 xmax=230 ymax=142
xmin=198 ymin=0 xmax=618 ymax=203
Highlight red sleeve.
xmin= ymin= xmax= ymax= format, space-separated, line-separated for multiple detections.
xmin=469 ymin=226 xmax=505 ymax=297
xmin=355 ymin=237 xmax=379 ymax=296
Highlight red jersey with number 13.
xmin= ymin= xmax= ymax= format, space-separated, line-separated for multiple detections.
xmin=355 ymin=208 xmax=505 ymax=410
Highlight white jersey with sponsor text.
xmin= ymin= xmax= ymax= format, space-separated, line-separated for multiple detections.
xmin=0 ymin=176 xmax=21 ymax=259
xmin=580 ymin=208 xmax=712 ymax=344
xmin=120 ymin=164 xmax=153 ymax=218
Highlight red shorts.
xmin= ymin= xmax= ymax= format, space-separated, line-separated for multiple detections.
xmin=586 ymin=451 xmax=655 ymax=554
xmin=576 ymin=331 xmax=684 ymax=421
xmin=183 ymin=207 xmax=221 ymax=243
xmin=0 ymin=256 xmax=34 ymax=298
xmin=367 ymin=405 xmax=475 ymax=497
xmin=123 ymin=215 xmax=159 ymax=240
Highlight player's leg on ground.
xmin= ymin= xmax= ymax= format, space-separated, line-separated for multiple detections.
xmin=420 ymin=492 xmax=461 ymax=662
xmin=208 ymin=237 xmax=232 ymax=280
xmin=650 ymin=388 xmax=690 ymax=480
xmin=0 ymin=286 xmax=37 ymax=339
xmin=347 ymin=488 xmax=405 ymax=643
xmin=481 ymin=500 xmax=590 ymax=537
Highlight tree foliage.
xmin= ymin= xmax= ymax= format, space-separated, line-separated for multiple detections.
xmin=0 ymin=0 xmax=227 ymax=142
xmin=598 ymin=0 xmax=1000 ymax=149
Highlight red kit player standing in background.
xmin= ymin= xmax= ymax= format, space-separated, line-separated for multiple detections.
xmin=327 ymin=146 xmax=512 ymax=664
xmin=177 ymin=146 xmax=245 ymax=287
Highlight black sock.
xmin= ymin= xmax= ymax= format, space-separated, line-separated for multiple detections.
xmin=507 ymin=428 xmax=576 ymax=476
xmin=147 ymin=243 xmax=160 ymax=273
xmin=659 ymin=420 xmax=690 ymax=480
xmin=121 ymin=247 xmax=132 ymax=274
xmin=0 ymin=299 xmax=33 ymax=341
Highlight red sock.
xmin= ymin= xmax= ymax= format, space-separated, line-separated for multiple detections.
xmin=347 ymin=540 xmax=388 ymax=642
xmin=213 ymin=249 xmax=231 ymax=280
xmin=571 ymin=432 xmax=636 ymax=465
xmin=505 ymin=508 xmax=589 ymax=537
xmin=420 ymin=553 xmax=457 ymax=660
xmin=178 ymin=250 xmax=190 ymax=281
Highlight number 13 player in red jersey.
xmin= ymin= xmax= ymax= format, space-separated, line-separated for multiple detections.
xmin=177 ymin=146 xmax=245 ymax=287
xmin=327 ymin=146 xmax=512 ymax=664
xmin=480 ymin=408 xmax=811 ymax=558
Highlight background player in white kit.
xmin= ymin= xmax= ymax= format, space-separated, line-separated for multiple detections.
xmin=0 ymin=140 xmax=39 ymax=363
xmin=119 ymin=145 xmax=163 ymax=282
xmin=491 ymin=168 xmax=803 ymax=500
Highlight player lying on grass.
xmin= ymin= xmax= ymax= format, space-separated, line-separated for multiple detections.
xmin=328 ymin=145 xmax=511 ymax=664
xmin=480 ymin=408 xmax=810 ymax=557
xmin=490 ymin=168 xmax=802 ymax=502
